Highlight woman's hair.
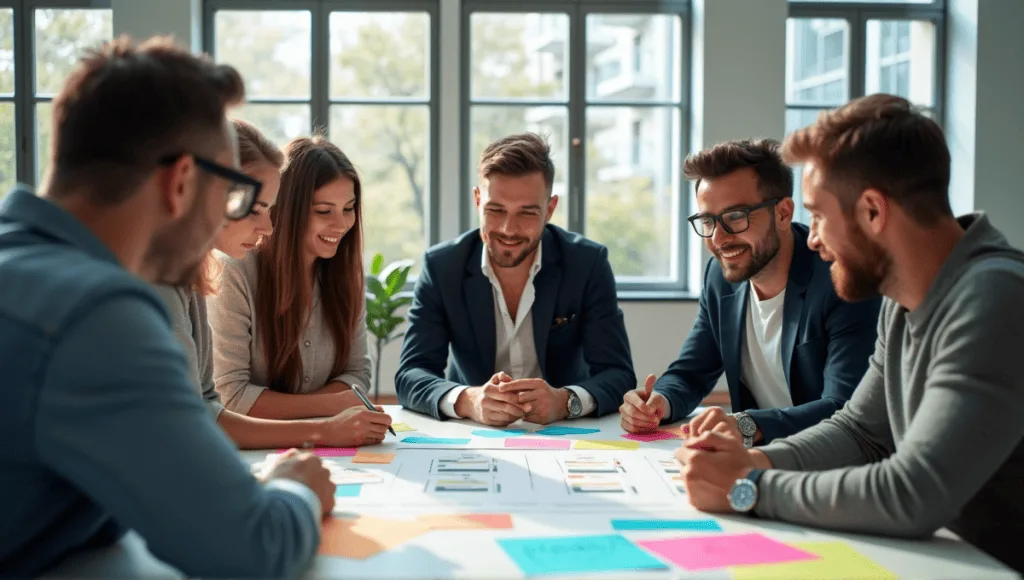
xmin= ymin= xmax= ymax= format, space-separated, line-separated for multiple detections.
xmin=254 ymin=134 xmax=364 ymax=392
xmin=194 ymin=118 xmax=283 ymax=296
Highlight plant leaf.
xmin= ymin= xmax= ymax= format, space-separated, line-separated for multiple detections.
xmin=386 ymin=331 xmax=407 ymax=345
xmin=365 ymin=300 xmax=385 ymax=320
xmin=367 ymin=277 xmax=388 ymax=302
xmin=370 ymin=253 xmax=384 ymax=277
xmin=392 ymin=296 xmax=413 ymax=309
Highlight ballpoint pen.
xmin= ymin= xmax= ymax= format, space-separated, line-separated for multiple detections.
xmin=352 ymin=383 xmax=397 ymax=437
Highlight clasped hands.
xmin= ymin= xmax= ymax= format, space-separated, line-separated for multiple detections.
xmin=454 ymin=372 xmax=569 ymax=426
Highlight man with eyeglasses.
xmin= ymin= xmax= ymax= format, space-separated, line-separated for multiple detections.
xmin=620 ymin=138 xmax=881 ymax=447
xmin=0 ymin=36 xmax=330 ymax=577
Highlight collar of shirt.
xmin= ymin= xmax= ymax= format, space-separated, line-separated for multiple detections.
xmin=0 ymin=188 xmax=120 ymax=265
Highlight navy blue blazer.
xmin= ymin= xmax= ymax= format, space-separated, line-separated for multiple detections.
xmin=395 ymin=225 xmax=636 ymax=420
xmin=655 ymin=223 xmax=881 ymax=443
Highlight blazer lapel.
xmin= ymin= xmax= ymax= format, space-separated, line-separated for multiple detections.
xmin=781 ymin=225 xmax=814 ymax=384
xmin=721 ymin=282 xmax=749 ymax=394
xmin=464 ymin=245 xmax=496 ymax=375
xmin=531 ymin=230 xmax=560 ymax=376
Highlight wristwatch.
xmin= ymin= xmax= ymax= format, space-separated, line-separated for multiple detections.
xmin=566 ymin=389 xmax=583 ymax=419
xmin=728 ymin=469 xmax=765 ymax=513
xmin=733 ymin=412 xmax=757 ymax=448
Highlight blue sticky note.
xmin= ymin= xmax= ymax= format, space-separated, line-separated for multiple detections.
xmin=498 ymin=534 xmax=666 ymax=576
xmin=401 ymin=436 xmax=472 ymax=445
xmin=335 ymin=484 xmax=361 ymax=498
xmin=611 ymin=519 xmax=723 ymax=532
xmin=535 ymin=426 xmax=600 ymax=436
xmin=472 ymin=428 xmax=526 ymax=438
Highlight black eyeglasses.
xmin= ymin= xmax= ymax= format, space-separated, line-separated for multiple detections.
xmin=687 ymin=198 xmax=782 ymax=238
xmin=159 ymin=154 xmax=262 ymax=220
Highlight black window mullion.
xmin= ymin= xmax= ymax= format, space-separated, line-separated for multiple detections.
xmin=567 ymin=3 xmax=585 ymax=235
xmin=310 ymin=1 xmax=328 ymax=135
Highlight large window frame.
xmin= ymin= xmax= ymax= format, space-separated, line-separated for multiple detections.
xmin=786 ymin=0 xmax=945 ymax=224
xmin=460 ymin=0 xmax=692 ymax=295
xmin=202 ymin=0 xmax=443 ymax=261
xmin=0 ymin=0 xmax=111 ymax=191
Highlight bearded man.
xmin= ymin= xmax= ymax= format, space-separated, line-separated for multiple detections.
xmin=620 ymin=138 xmax=881 ymax=446
xmin=396 ymin=132 xmax=635 ymax=426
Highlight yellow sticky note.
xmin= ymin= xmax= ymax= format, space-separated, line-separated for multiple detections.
xmin=352 ymin=452 xmax=395 ymax=464
xmin=391 ymin=423 xmax=416 ymax=432
xmin=730 ymin=542 xmax=897 ymax=580
xmin=573 ymin=439 xmax=641 ymax=451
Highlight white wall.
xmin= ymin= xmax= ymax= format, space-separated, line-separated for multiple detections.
xmin=945 ymin=0 xmax=1024 ymax=250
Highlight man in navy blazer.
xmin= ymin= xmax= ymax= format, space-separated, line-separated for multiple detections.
xmin=620 ymin=139 xmax=881 ymax=445
xmin=396 ymin=133 xmax=636 ymax=425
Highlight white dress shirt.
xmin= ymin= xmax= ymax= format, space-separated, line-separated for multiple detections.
xmin=440 ymin=242 xmax=597 ymax=418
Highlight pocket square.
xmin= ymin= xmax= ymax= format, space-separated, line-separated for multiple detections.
xmin=552 ymin=313 xmax=577 ymax=328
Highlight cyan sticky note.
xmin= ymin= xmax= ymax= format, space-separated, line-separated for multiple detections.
xmin=611 ymin=519 xmax=723 ymax=532
xmin=472 ymin=428 xmax=526 ymax=438
xmin=497 ymin=534 xmax=666 ymax=576
xmin=535 ymin=426 xmax=600 ymax=436
xmin=401 ymin=436 xmax=471 ymax=445
xmin=335 ymin=484 xmax=361 ymax=498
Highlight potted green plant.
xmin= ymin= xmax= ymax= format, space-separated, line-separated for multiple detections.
xmin=365 ymin=253 xmax=414 ymax=402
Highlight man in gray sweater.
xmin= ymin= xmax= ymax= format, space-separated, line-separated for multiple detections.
xmin=676 ymin=93 xmax=1024 ymax=575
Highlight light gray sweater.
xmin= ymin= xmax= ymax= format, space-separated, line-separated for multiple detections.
xmin=755 ymin=213 xmax=1024 ymax=573
xmin=207 ymin=251 xmax=372 ymax=414
xmin=152 ymin=285 xmax=224 ymax=418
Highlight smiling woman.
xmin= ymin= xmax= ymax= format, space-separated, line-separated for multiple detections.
xmin=207 ymin=134 xmax=394 ymax=446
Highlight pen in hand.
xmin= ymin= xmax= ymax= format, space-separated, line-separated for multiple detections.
xmin=351 ymin=383 xmax=397 ymax=437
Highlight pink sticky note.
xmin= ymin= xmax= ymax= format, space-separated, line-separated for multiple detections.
xmin=621 ymin=430 xmax=679 ymax=442
xmin=504 ymin=438 xmax=573 ymax=450
xmin=637 ymin=533 xmax=819 ymax=571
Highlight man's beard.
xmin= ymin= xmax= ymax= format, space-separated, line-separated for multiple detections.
xmin=830 ymin=222 xmax=889 ymax=302
xmin=715 ymin=227 xmax=781 ymax=283
xmin=488 ymin=235 xmax=540 ymax=269
xmin=147 ymin=197 xmax=218 ymax=286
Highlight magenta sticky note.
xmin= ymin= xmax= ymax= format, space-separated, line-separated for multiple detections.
xmin=636 ymin=533 xmax=819 ymax=571
xmin=504 ymin=438 xmax=573 ymax=450
xmin=621 ymin=430 xmax=678 ymax=442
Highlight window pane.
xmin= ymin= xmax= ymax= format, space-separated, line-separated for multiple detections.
xmin=34 ymin=9 xmax=112 ymax=95
xmin=468 ymin=105 xmax=568 ymax=228
xmin=331 ymin=105 xmax=428 ymax=275
xmin=330 ymin=12 xmax=429 ymax=100
xmin=1 ymin=9 xmax=13 ymax=94
xmin=215 ymin=10 xmax=310 ymax=99
xmin=232 ymin=104 xmax=310 ymax=149
xmin=786 ymin=18 xmax=849 ymax=106
xmin=36 ymin=101 xmax=51 ymax=185
xmin=791 ymin=0 xmax=934 ymax=3
xmin=470 ymin=13 xmax=567 ymax=100
xmin=785 ymin=108 xmax=827 ymax=226
xmin=586 ymin=106 xmax=678 ymax=279
xmin=0 ymin=102 xmax=14 ymax=196
xmin=866 ymin=20 xmax=935 ymax=107
xmin=586 ymin=14 xmax=681 ymax=103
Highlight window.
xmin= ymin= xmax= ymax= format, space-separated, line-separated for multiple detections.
xmin=206 ymin=1 xmax=438 ymax=275
xmin=464 ymin=3 xmax=689 ymax=291
xmin=786 ymin=1 xmax=943 ymax=223
xmin=0 ymin=1 xmax=112 ymax=198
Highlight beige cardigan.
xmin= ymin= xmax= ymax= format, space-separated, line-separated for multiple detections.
xmin=207 ymin=251 xmax=372 ymax=414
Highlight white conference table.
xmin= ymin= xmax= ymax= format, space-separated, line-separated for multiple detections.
xmin=47 ymin=405 xmax=1020 ymax=579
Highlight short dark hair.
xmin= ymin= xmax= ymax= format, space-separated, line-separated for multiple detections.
xmin=683 ymin=138 xmax=793 ymax=201
xmin=47 ymin=34 xmax=245 ymax=205
xmin=781 ymin=93 xmax=951 ymax=225
xmin=478 ymin=132 xmax=556 ymax=193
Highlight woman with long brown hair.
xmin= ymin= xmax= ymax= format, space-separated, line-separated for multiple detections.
xmin=208 ymin=134 xmax=391 ymax=444
xmin=156 ymin=119 xmax=384 ymax=449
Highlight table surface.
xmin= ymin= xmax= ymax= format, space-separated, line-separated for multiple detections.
xmin=47 ymin=406 xmax=1020 ymax=580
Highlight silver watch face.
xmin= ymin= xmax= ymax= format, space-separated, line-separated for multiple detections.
xmin=736 ymin=413 xmax=757 ymax=437
xmin=729 ymin=479 xmax=757 ymax=512
xmin=568 ymin=392 xmax=582 ymax=417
